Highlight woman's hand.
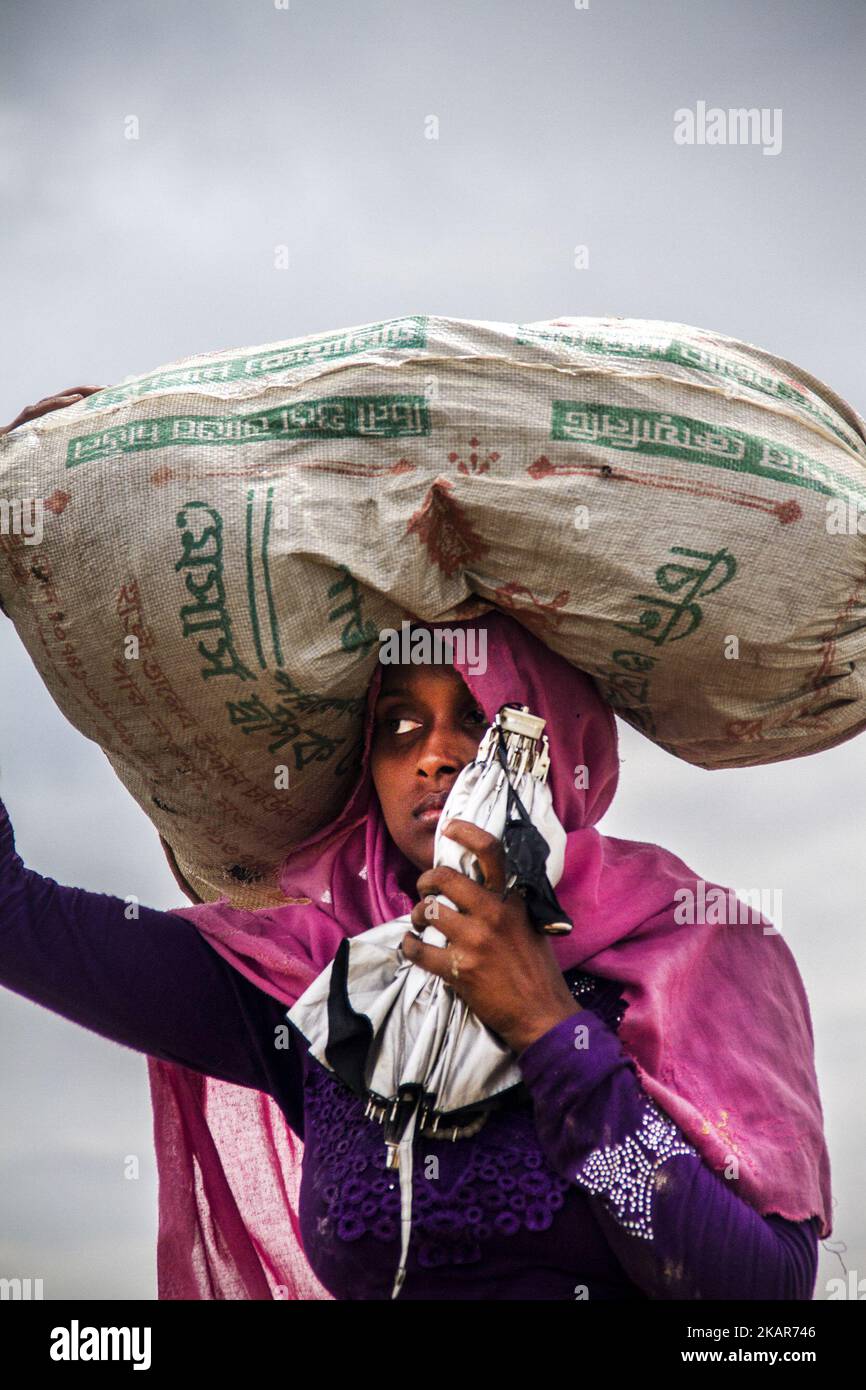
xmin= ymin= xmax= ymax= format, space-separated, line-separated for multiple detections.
xmin=404 ymin=818 xmax=581 ymax=1055
xmin=1 ymin=385 xmax=104 ymax=436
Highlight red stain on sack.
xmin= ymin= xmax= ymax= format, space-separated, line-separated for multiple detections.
xmin=44 ymin=491 xmax=70 ymax=514
xmin=405 ymin=476 xmax=488 ymax=576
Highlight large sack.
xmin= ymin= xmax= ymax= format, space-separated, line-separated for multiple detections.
xmin=1 ymin=313 xmax=865 ymax=908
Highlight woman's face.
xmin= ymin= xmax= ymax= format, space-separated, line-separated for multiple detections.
xmin=370 ymin=660 xmax=488 ymax=871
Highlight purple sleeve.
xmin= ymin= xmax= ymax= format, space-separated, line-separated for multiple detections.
xmin=0 ymin=794 xmax=301 ymax=1114
xmin=516 ymin=1006 xmax=820 ymax=1300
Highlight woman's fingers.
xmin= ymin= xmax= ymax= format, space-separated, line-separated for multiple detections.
xmin=37 ymin=386 xmax=102 ymax=402
xmin=415 ymin=862 xmax=489 ymax=915
xmin=1 ymin=387 xmax=104 ymax=435
xmin=401 ymin=931 xmax=464 ymax=983
xmin=408 ymin=894 xmax=464 ymax=939
xmin=441 ymin=818 xmax=508 ymax=894
xmin=415 ymin=823 xmax=510 ymax=926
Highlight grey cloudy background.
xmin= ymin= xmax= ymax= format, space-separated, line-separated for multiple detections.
xmin=1 ymin=0 xmax=863 ymax=1300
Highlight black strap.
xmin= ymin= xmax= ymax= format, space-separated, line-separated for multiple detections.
xmin=492 ymin=722 xmax=573 ymax=935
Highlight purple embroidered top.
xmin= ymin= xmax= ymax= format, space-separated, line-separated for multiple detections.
xmin=0 ymin=796 xmax=820 ymax=1300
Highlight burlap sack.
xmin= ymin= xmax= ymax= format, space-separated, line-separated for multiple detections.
xmin=1 ymin=314 xmax=865 ymax=908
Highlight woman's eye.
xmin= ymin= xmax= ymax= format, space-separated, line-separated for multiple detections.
xmin=387 ymin=716 xmax=422 ymax=735
xmin=380 ymin=708 xmax=485 ymax=736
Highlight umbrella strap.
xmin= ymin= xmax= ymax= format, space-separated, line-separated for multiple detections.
xmin=390 ymin=1101 xmax=420 ymax=1300
xmin=494 ymin=731 xmax=573 ymax=935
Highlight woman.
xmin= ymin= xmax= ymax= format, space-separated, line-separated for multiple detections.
xmin=0 ymin=568 xmax=832 ymax=1299
xmin=0 ymin=631 xmax=828 ymax=1301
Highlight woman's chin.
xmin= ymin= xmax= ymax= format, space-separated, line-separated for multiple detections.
xmin=402 ymin=821 xmax=437 ymax=872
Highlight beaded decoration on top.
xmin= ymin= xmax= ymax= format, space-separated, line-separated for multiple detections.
xmin=573 ymin=1096 xmax=698 ymax=1240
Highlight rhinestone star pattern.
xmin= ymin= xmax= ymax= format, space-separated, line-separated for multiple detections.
xmin=573 ymin=1096 xmax=699 ymax=1240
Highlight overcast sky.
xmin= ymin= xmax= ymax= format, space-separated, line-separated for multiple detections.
xmin=1 ymin=0 xmax=864 ymax=1300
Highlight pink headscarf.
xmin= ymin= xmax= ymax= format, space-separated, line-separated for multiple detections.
xmin=147 ymin=609 xmax=832 ymax=1299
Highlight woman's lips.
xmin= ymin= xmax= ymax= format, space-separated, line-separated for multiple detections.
xmin=413 ymin=788 xmax=452 ymax=826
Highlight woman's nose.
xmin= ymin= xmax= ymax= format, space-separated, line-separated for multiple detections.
xmin=416 ymin=749 xmax=463 ymax=778
xmin=415 ymin=732 xmax=476 ymax=779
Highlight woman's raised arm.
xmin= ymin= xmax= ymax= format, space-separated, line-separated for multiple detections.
xmin=516 ymin=1005 xmax=820 ymax=1300
xmin=0 ymin=385 xmax=104 ymax=435
xmin=0 ymin=792 xmax=304 ymax=1131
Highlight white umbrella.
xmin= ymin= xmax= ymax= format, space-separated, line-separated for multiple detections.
xmin=287 ymin=702 xmax=572 ymax=1298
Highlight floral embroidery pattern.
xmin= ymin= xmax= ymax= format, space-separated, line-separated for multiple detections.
xmin=302 ymin=968 xmax=635 ymax=1267
xmin=303 ymin=1060 xmax=572 ymax=1268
